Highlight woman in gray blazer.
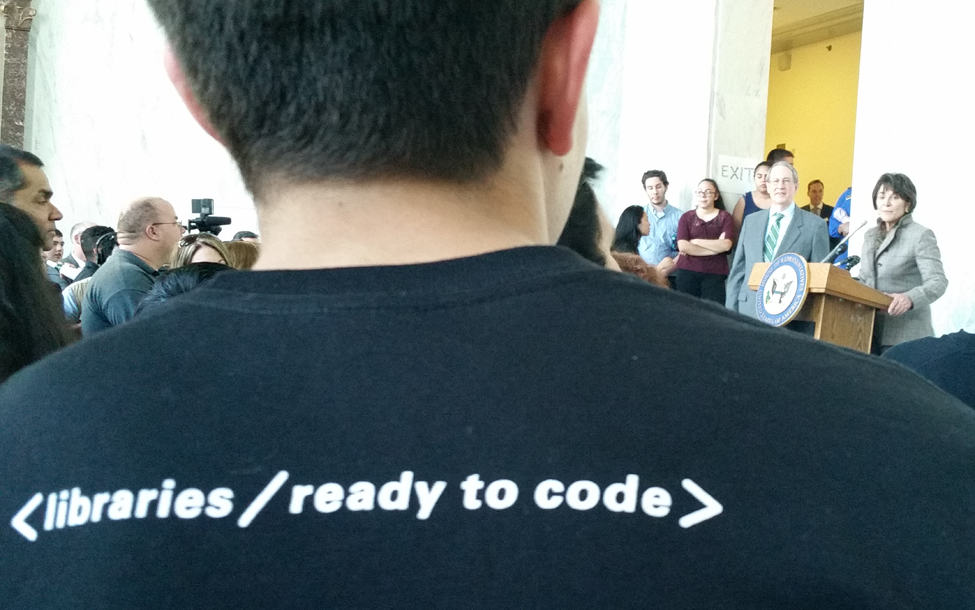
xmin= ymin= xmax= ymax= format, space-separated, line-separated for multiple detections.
xmin=859 ymin=173 xmax=947 ymax=353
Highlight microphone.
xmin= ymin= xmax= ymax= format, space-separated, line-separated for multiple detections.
xmin=820 ymin=219 xmax=868 ymax=264
xmin=841 ymin=255 xmax=860 ymax=271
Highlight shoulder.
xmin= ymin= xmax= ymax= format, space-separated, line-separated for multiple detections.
xmin=741 ymin=209 xmax=767 ymax=229
xmin=904 ymin=217 xmax=934 ymax=235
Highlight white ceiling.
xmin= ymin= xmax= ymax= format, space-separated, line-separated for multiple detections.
xmin=771 ymin=0 xmax=863 ymax=53
xmin=773 ymin=0 xmax=862 ymax=29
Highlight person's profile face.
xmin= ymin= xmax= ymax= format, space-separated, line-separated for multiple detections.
xmin=44 ymin=235 xmax=64 ymax=262
xmin=767 ymin=165 xmax=797 ymax=207
xmin=644 ymin=177 xmax=667 ymax=206
xmin=638 ymin=213 xmax=650 ymax=236
xmin=11 ymin=163 xmax=62 ymax=250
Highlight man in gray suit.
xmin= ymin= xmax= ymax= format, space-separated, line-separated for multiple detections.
xmin=726 ymin=161 xmax=830 ymax=318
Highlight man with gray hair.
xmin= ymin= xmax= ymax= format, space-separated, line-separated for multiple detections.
xmin=726 ymin=160 xmax=829 ymax=317
xmin=81 ymin=197 xmax=183 ymax=334
xmin=0 ymin=144 xmax=62 ymax=250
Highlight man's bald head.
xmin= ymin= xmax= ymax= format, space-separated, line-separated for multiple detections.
xmin=116 ymin=197 xmax=171 ymax=243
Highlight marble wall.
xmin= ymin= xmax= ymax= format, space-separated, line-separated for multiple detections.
xmin=587 ymin=0 xmax=773 ymax=224
xmin=25 ymin=0 xmax=258 ymax=237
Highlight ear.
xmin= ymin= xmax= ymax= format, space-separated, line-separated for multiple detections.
xmin=164 ymin=45 xmax=225 ymax=145
xmin=536 ymin=0 xmax=599 ymax=156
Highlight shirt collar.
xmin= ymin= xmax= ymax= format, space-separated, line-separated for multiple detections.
xmin=771 ymin=202 xmax=797 ymax=222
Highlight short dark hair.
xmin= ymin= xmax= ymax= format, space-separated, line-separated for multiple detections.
xmin=641 ymin=170 xmax=669 ymax=188
xmin=0 ymin=145 xmax=43 ymax=204
xmin=611 ymin=205 xmax=646 ymax=254
xmin=136 ymin=262 xmax=233 ymax=317
xmin=872 ymin=173 xmax=917 ymax=212
xmin=147 ymin=1 xmax=582 ymax=195
xmin=557 ymin=157 xmax=606 ymax=266
xmin=766 ymin=148 xmax=794 ymax=163
xmin=80 ymin=226 xmax=115 ymax=261
xmin=52 ymin=228 xmax=63 ymax=238
xmin=808 ymin=179 xmax=823 ymax=189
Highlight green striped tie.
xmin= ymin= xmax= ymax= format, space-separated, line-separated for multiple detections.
xmin=763 ymin=212 xmax=784 ymax=262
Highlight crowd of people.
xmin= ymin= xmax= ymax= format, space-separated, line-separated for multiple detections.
xmin=611 ymin=149 xmax=950 ymax=356
xmin=0 ymin=1 xmax=972 ymax=605
xmin=0 ymin=152 xmax=262 ymax=379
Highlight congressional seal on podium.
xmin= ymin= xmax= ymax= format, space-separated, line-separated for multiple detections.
xmin=756 ymin=252 xmax=810 ymax=326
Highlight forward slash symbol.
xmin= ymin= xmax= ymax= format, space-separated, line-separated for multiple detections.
xmin=678 ymin=479 xmax=723 ymax=529
xmin=237 ymin=471 xmax=289 ymax=529
xmin=11 ymin=493 xmax=44 ymax=541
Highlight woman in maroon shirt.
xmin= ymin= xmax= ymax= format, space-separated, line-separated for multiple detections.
xmin=675 ymin=179 xmax=736 ymax=304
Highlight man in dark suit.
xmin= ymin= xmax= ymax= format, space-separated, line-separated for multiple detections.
xmin=799 ymin=179 xmax=833 ymax=219
xmin=801 ymin=180 xmax=839 ymax=249
xmin=726 ymin=162 xmax=830 ymax=318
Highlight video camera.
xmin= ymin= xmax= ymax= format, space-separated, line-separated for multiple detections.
xmin=186 ymin=198 xmax=232 ymax=235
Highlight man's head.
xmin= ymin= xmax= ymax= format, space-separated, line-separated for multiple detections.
xmin=80 ymin=225 xmax=116 ymax=264
xmin=116 ymin=197 xmax=184 ymax=267
xmin=766 ymin=148 xmax=794 ymax=165
xmin=43 ymin=229 xmax=64 ymax=263
xmin=807 ymin=180 xmax=824 ymax=207
xmin=641 ymin=170 xmax=669 ymax=207
xmin=0 ymin=145 xmax=62 ymax=250
xmin=149 ymin=1 xmax=587 ymax=199
xmin=768 ymin=161 xmax=799 ymax=208
xmin=69 ymin=221 xmax=96 ymax=261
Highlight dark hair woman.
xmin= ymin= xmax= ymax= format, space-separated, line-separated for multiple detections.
xmin=674 ymin=179 xmax=735 ymax=304
xmin=0 ymin=203 xmax=73 ymax=382
xmin=610 ymin=205 xmax=666 ymax=287
xmin=611 ymin=205 xmax=649 ymax=254
xmin=859 ymin=173 xmax=947 ymax=353
xmin=731 ymin=161 xmax=771 ymax=235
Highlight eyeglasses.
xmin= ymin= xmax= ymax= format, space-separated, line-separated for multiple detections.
xmin=768 ymin=179 xmax=794 ymax=186
xmin=152 ymin=219 xmax=185 ymax=231
xmin=694 ymin=190 xmax=716 ymax=197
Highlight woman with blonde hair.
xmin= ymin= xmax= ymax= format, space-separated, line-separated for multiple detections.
xmin=172 ymin=232 xmax=231 ymax=268
xmin=224 ymin=239 xmax=259 ymax=269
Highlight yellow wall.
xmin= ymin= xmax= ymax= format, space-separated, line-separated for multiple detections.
xmin=765 ymin=31 xmax=861 ymax=207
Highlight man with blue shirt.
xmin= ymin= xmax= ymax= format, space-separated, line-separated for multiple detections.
xmin=637 ymin=169 xmax=680 ymax=287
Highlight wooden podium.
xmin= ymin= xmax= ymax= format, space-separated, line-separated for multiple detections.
xmin=748 ymin=262 xmax=892 ymax=353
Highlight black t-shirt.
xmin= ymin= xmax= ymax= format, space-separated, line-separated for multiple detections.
xmin=1 ymin=247 xmax=973 ymax=607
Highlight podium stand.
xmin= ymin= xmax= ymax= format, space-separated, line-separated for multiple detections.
xmin=748 ymin=262 xmax=892 ymax=353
